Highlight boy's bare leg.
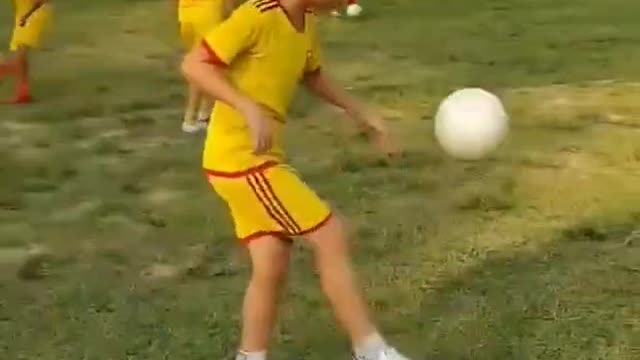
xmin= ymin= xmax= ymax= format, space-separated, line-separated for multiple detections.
xmin=239 ymin=236 xmax=291 ymax=360
xmin=304 ymin=216 xmax=409 ymax=360
xmin=304 ymin=216 xmax=376 ymax=344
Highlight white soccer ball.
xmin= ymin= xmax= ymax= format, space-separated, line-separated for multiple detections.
xmin=346 ymin=3 xmax=363 ymax=17
xmin=434 ymin=88 xmax=508 ymax=160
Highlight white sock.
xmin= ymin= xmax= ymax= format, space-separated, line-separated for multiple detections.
xmin=236 ymin=350 xmax=267 ymax=360
xmin=354 ymin=332 xmax=387 ymax=358
xmin=197 ymin=109 xmax=210 ymax=121
xmin=198 ymin=101 xmax=212 ymax=121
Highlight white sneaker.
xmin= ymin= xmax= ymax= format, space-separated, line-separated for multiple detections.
xmin=181 ymin=120 xmax=207 ymax=134
xmin=353 ymin=347 xmax=410 ymax=360
xmin=346 ymin=3 xmax=363 ymax=17
xmin=331 ymin=10 xmax=341 ymax=17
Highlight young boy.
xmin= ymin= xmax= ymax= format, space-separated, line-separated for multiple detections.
xmin=182 ymin=1 xmax=410 ymax=360
xmin=1 ymin=0 xmax=52 ymax=104
xmin=177 ymin=0 xmax=235 ymax=133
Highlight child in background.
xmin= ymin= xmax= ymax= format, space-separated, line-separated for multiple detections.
xmin=176 ymin=0 xmax=235 ymax=133
xmin=1 ymin=0 xmax=52 ymax=104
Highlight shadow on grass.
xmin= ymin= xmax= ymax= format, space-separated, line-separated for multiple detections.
xmin=399 ymin=214 xmax=640 ymax=360
xmin=0 ymin=210 xmax=637 ymax=360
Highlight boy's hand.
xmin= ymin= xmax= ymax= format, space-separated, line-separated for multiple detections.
xmin=239 ymin=100 xmax=274 ymax=155
xmin=353 ymin=108 xmax=400 ymax=158
xmin=301 ymin=69 xmax=401 ymax=157
xmin=371 ymin=126 xmax=399 ymax=159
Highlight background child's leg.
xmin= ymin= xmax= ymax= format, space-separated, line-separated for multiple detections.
xmin=197 ymin=95 xmax=213 ymax=123
xmin=182 ymin=82 xmax=204 ymax=132
xmin=180 ymin=22 xmax=208 ymax=133
xmin=192 ymin=19 xmax=216 ymax=124
xmin=1 ymin=46 xmax=32 ymax=103
xmin=12 ymin=46 xmax=32 ymax=102
xmin=241 ymin=236 xmax=291 ymax=354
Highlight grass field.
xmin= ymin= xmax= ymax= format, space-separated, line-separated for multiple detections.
xmin=1 ymin=0 xmax=640 ymax=359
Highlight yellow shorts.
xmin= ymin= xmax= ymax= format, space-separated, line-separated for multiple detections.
xmin=180 ymin=19 xmax=219 ymax=50
xmin=10 ymin=4 xmax=52 ymax=51
xmin=206 ymin=162 xmax=332 ymax=243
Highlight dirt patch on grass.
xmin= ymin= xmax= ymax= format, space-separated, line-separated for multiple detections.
xmin=506 ymin=81 xmax=640 ymax=129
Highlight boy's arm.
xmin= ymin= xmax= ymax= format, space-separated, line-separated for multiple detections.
xmin=304 ymin=70 xmax=382 ymax=132
xmin=303 ymin=70 xmax=398 ymax=156
xmin=182 ymin=45 xmax=274 ymax=154
xmin=182 ymin=4 xmax=279 ymax=154
xmin=182 ymin=2 xmax=257 ymax=108
xmin=300 ymin=20 xmax=394 ymax=152
xmin=223 ymin=0 xmax=237 ymax=17
xmin=182 ymin=46 xmax=252 ymax=113
xmin=20 ymin=0 xmax=49 ymax=26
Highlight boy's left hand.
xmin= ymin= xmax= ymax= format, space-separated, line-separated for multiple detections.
xmin=359 ymin=110 xmax=400 ymax=158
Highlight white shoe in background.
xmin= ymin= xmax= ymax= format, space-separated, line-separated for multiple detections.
xmin=346 ymin=3 xmax=363 ymax=17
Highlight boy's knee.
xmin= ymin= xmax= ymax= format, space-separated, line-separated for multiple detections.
xmin=305 ymin=215 xmax=349 ymax=255
xmin=248 ymin=237 xmax=290 ymax=287
xmin=251 ymin=257 xmax=288 ymax=287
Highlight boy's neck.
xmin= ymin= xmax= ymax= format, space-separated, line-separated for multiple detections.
xmin=279 ymin=0 xmax=307 ymax=16
xmin=278 ymin=0 xmax=307 ymax=31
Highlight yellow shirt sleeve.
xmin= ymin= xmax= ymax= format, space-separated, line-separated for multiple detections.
xmin=202 ymin=3 xmax=261 ymax=65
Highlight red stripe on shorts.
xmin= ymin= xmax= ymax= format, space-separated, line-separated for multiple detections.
xmin=240 ymin=231 xmax=292 ymax=245
xmin=255 ymin=172 xmax=301 ymax=233
xmin=247 ymin=174 xmax=298 ymax=235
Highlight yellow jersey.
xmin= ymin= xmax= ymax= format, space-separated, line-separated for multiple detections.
xmin=201 ymin=0 xmax=322 ymax=174
xmin=178 ymin=0 xmax=224 ymax=23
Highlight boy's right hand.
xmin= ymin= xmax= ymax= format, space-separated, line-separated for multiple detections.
xmin=351 ymin=107 xmax=400 ymax=159
xmin=239 ymin=100 xmax=274 ymax=155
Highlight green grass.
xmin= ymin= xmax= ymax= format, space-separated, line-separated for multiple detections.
xmin=1 ymin=0 xmax=640 ymax=359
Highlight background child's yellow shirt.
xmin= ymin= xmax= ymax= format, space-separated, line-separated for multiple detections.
xmin=201 ymin=0 xmax=322 ymax=173
xmin=178 ymin=0 xmax=224 ymax=23
xmin=14 ymin=0 xmax=47 ymax=15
